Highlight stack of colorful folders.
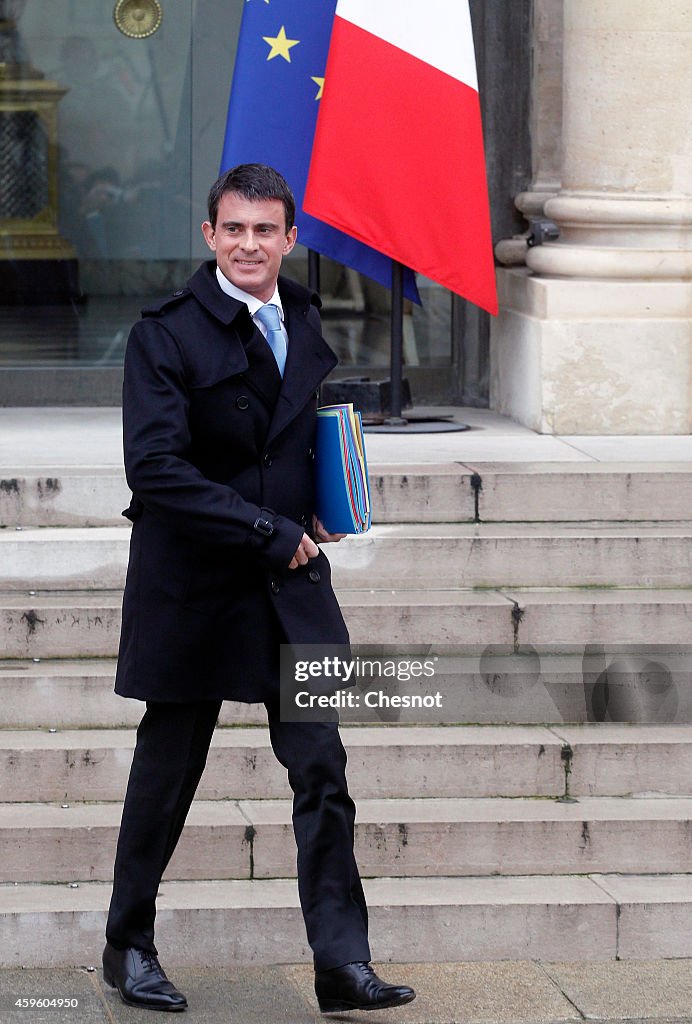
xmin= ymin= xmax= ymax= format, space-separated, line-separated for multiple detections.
xmin=314 ymin=403 xmax=371 ymax=534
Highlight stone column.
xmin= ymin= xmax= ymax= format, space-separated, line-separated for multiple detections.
xmin=491 ymin=0 xmax=692 ymax=434
xmin=495 ymin=0 xmax=563 ymax=267
xmin=518 ymin=0 xmax=563 ymax=218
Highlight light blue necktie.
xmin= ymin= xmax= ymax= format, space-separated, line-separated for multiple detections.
xmin=254 ymin=303 xmax=287 ymax=377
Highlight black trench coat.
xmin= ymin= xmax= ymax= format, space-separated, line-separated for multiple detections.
xmin=114 ymin=260 xmax=349 ymax=703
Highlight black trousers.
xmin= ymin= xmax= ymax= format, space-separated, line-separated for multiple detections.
xmin=105 ymin=700 xmax=371 ymax=971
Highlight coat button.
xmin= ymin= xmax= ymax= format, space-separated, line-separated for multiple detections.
xmin=271 ymin=580 xmax=280 ymax=595
xmin=236 ymin=396 xmax=249 ymax=410
xmin=307 ymin=447 xmax=315 ymax=461
xmin=300 ymin=513 xmax=308 ymax=527
xmin=263 ymin=453 xmax=273 ymax=468
xmin=308 ymin=569 xmax=321 ymax=583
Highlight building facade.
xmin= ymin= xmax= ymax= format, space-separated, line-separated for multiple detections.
xmin=0 ymin=0 xmax=689 ymax=433
xmin=493 ymin=0 xmax=692 ymax=434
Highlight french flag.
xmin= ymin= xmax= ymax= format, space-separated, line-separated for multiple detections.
xmin=304 ymin=0 xmax=498 ymax=315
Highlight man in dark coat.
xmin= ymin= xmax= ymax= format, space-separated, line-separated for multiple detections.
xmin=102 ymin=164 xmax=415 ymax=1015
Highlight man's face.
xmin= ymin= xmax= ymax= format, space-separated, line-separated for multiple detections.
xmin=202 ymin=193 xmax=297 ymax=302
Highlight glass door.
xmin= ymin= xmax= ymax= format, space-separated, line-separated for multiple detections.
xmin=0 ymin=0 xmax=528 ymax=407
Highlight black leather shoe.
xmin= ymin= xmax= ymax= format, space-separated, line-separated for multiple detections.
xmin=103 ymin=943 xmax=188 ymax=1012
xmin=315 ymin=961 xmax=416 ymax=1013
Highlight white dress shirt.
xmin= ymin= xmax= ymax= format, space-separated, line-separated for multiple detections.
xmin=215 ymin=266 xmax=289 ymax=353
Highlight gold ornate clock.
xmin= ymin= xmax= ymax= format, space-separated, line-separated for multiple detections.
xmin=113 ymin=0 xmax=163 ymax=40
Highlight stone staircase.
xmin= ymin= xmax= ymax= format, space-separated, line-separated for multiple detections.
xmin=1 ymin=457 xmax=691 ymax=968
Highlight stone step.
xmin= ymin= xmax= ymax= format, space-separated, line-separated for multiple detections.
xmin=2 ymin=796 xmax=689 ymax=884
xmin=552 ymin=724 xmax=692 ymax=797
xmin=0 ymin=590 xmax=506 ymax=659
xmin=0 ymin=527 xmax=128 ymax=591
xmin=0 ymin=590 xmax=513 ymax=658
xmin=468 ymin=462 xmax=692 ymax=524
xmin=499 ymin=587 xmax=692 ymax=647
xmin=0 ymin=725 xmax=566 ymax=802
xmin=4 ymin=463 xmax=691 ymax=526
xmin=0 ymin=593 xmax=124 ymax=659
xmin=1 ymin=523 xmax=690 ymax=590
xmin=242 ymin=796 xmax=692 ymax=881
xmin=0 ymin=651 xmax=688 ymax=730
xmin=1 ymin=874 xmax=691 ymax=967
xmin=1 ymin=587 xmax=690 ymax=661
xmin=0 ymin=470 xmax=131 ymax=528
xmin=373 ymin=462 xmax=692 ymax=524
xmin=328 ymin=524 xmax=692 ymax=589
xmin=1 ymin=725 xmax=690 ymax=802
xmin=0 ymin=658 xmax=267 ymax=727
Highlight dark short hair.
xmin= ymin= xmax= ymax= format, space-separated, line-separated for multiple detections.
xmin=207 ymin=163 xmax=296 ymax=232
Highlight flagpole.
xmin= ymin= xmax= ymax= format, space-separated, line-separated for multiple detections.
xmin=385 ymin=260 xmax=408 ymax=425
xmin=308 ymin=249 xmax=321 ymax=294
xmin=363 ymin=259 xmax=468 ymax=434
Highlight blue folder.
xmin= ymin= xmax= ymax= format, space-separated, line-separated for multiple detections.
xmin=315 ymin=404 xmax=371 ymax=534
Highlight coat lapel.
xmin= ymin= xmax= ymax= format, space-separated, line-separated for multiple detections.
xmin=240 ymin=327 xmax=282 ymax=411
xmin=186 ymin=261 xmax=250 ymax=382
xmin=266 ymin=278 xmax=338 ymax=445
xmin=186 ymin=263 xmax=336 ymax=438
xmin=187 ymin=261 xmax=281 ymax=409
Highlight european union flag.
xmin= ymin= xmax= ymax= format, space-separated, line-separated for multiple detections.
xmin=220 ymin=0 xmax=420 ymax=303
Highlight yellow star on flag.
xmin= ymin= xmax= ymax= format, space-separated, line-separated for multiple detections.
xmin=262 ymin=26 xmax=300 ymax=63
xmin=311 ymin=76 xmax=325 ymax=100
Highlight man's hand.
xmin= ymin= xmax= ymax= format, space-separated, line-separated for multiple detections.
xmin=288 ymin=532 xmax=319 ymax=569
xmin=312 ymin=515 xmax=347 ymax=544
xmin=287 ymin=518 xmax=346 ymax=569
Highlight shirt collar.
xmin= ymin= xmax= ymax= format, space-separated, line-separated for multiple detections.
xmin=215 ymin=266 xmax=284 ymax=321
